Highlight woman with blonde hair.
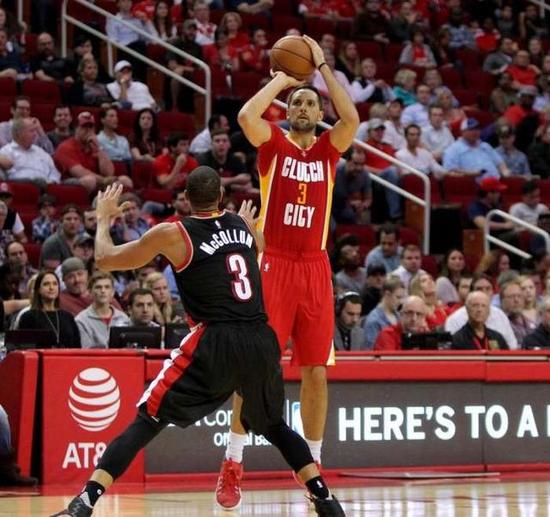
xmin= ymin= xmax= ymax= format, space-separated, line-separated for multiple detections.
xmin=143 ymin=271 xmax=182 ymax=325
xmin=218 ymin=11 xmax=249 ymax=53
xmin=475 ymin=249 xmax=511 ymax=284
xmin=409 ymin=272 xmax=449 ymax=329
xmin=519 ymin=275 xmax=539 ymax=328
xmin=392 ymin=68 xmax=417 ymax=106
xmin=336 ymin=41 xmax=362 ymax=82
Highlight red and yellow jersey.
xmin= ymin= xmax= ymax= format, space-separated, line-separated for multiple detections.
xmin=257 ymin=123 xmax=341 ymax=253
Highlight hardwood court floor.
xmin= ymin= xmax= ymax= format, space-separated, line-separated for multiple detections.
xmin=3 ymin=474 xmax=550 ymax=516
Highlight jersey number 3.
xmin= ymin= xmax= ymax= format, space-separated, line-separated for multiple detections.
xmin=227 ymin=254 xmax=252 ymax=301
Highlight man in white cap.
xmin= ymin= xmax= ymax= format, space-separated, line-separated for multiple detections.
xmin=106 ymin=60 xmax=157 ymax=111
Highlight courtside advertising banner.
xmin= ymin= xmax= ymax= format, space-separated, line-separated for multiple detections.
xmin=146 ymin=381 xmax=550 ymax=473
xmin=42 ymin=355 xmax=145 ymax=483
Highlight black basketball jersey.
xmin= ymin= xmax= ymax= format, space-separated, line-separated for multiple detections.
xmin=174 ymin=211 xmax=266 ymax=324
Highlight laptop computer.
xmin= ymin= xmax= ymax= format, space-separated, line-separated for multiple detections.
xmin=5 ymin=329 xmax=57 ymax=352
xmin=401 ymin=331 xmax=453 ymax=351
xmin=109 ymin=326 xmax=162 ymax=349
xmin=165 ymin=323 xmax=190 ymax=349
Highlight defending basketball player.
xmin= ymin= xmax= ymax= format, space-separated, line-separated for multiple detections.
xmin=216 ymin=35 xmax=359 ymax=509
xmin=51 ymin=172 xmax=346 ymax=516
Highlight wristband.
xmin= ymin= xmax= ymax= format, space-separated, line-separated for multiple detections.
xmin=318 ymin=62 xmax=328 ymax=71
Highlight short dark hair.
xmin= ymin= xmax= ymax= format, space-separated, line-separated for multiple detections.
xmin=173 ymin=187 xmax=185 ymax=200
xmin=129 ymin=287 xmax=154 ymax=307
xmin=210 ymin=128 xmax=229 ymax=139
xmin=401 ymin=244 xmax=420 ymax=257
xmin=61 ymin=204 xmax=82 ymax=218
xmin=379 ymin=223 xmax=400 ymax=241
xmin=287 ymin=85 xmax=323 ymax=110
xmin=382 ymin=275 xmax=405 ymax=294
xmin=207 ymin=114 xmax=225 ymax=132
xmin=522 ymin=179 xmax=539 ymax=196
xmin=186 ymin=166 xmax=221 ymax=208
xmin=89 ymin=271 xmax=114 ymax=289
xmin=12 ymin=95 xmax=30 ymax=109
xmin=405 ymin=124 xmax=421 ymax=136
xmin=54 ymin=104 xmax=71 ymax=115
xmin=167 ymin=132 xmax=190 ymax=148
xmin=470 ymin=272 xmax=493 ymax=291
xmin=100 ymin=106 xmax=117 ymax=120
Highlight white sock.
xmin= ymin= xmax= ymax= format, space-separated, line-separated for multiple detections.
xmin=226 ymin=431 xmax=247 ymax=463
xmin=306 ymin=439 xmax=323 ymax=463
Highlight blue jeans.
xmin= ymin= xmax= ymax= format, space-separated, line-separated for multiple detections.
xmin=0 ymin=404 xmax=11 ymax=454
xmin=379 ymin=166 xmax=402 ymax=219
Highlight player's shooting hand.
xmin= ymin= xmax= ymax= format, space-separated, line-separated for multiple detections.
xmin=97 ymin=183 xmax=131 ymax=221
xmin=302 ymin=34 xmax=326 ymax=69
xmin=238 ymin=199 xmax=260 ymax=227
xmin=269 ymin=69 xmax=306 ymax=88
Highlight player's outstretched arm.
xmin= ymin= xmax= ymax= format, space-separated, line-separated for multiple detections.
xmin=94 ymin=184 xmax=188 ymax=271
xmin=238 ymin=71 xmax=304 ymax=147
xmin=302 ymin=35 xmax=359 ymax=152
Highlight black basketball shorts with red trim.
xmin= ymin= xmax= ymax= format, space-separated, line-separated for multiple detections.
xmin=138 ymin=320 xmax=285 ymax=436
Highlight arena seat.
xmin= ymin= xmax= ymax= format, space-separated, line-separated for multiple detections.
xmin=140 ymin=188 xmax=172 ymax=204
xmin=440 ymin=67 xmax=464 ymax=89
xmin=8 ymin=182 xmax=40 ymax=212
xmin=464 ymin=70 xmax=495 ymax=96
xmin=399 ymin=226 xmax=420 ymax=246
xmin=463 ymin=108 xmax=495 ymax=129
xmin=0 ymin=78 xmax=16 ymax=101
xmin=240 ymin=13 xmax=270 ymax=31
xmin=539 ymin=179 xmax=550 ymax=204
xmin=233 ymin=71 xmax=264 ymax=99
xmin=453 ymin=89 xmax=479 ymax=108
xmin=157 ymin=111 xmax=196 ymax=140
xmin=46 ymin=184 xmax=90 ymax=208
xmin=22 ymin=79 xmax=61 ymax=105
xmin=132 ymin=161 xmax=154 ymax=189
xmin=23 ymin=242 xmax=41 ymax=268
xmin=385 ymin=43 xmax=403 ymax=63
xmin=32 ymin=103 xmax=56 ymax=130
xmin=501 ymin=176 xmax=527 ymax=206
xmin=442 ymin=175 xmax=478 ymax=207
xmin=401 ymin=174 xmax=442 ymax=203
xmin=334 ymin=224 xmax=376 ymax=250
xmin=456 ymin=48 xmax=481 ymax=68
xmin=355 ymin=41 xmax=384 ymax=62
xmin=304 ymin=17 xmax=338 ymax=40
xmin=421 ymin=255 xmax=439 ymax=277
xmin=19 ymin=212 xmax=36 ymax=239
xmin=112 ymin=161 xmax=129 ymax=177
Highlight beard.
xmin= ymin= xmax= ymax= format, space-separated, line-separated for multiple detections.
xmin=290 ymin=118 xmax=316 ymax=133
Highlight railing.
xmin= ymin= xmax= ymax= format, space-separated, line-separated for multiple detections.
xmin=273 ymin=99 xmax=432 ymax=254
xmin=60 ymin=0 xmax=211 ymax=125
xmin=484 ymin=209 xmax=550 ymax=260
xmin=529 ymin=0 xmax=550 ymax=14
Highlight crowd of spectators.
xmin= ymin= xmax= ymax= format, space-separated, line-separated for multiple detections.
xmin=0 ymin=0 xmax=548 ymax=357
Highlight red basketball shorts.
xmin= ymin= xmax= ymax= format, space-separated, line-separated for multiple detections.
xmin=260 ymin=247 xmax=335 ymax=367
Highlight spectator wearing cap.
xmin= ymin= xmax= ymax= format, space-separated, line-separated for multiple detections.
xmin=55 ymin=233 xmax=94 ymax=288
xmin=351 ymin=58 xmax=394 ymax=104
xmin=0 ymin=118 xmax=61 ymax=186
xmin=111 ymin=192 xmax=150 ymax=244
xmin=106 ymin=60 xmax=157 ymax=111
xmin=467 ymin=177 xmax=514 ymax=233
xmin=54 ymin=111 xmax=132 ymax=192
xmin=153 ymin=132 xmax=198 ymax=189
xmin=503 ymin=85 xmax=541 ymax=128
xmin=364 ymin=118 xmax=402 ymax=220
xmin=334 ymin=292 xmax=366 ymax=351
xmin=0 ymin=96 xmax=54 ymax=155
xmin=334 ymin=242 xmax=367 ymax=293
xmin=0 ymin=187 xmax=27 ymax=245
xmin=30 ymin=32 xmax=74 ymax=85
xmin=332 ymin=147 xmax=371 ymax=225
xmin=363 ymin=275 xmax=406 ymax=349
xmin=32 ymin=194 xmax=57 ymax=243
xmin=4 ymin=241 xmax=37 ymax=298
xmin=360 ymin=263 xmax=387 ymax=316
xmin=167 ymin=19 xmax=203 ymax=112
xmin=421 ymin=105 xmax=455 ymax=162
xmin=396 ymin=124 xmax=447 ymax=179
xmin=40 ymin=204 xmax=82 ymax=269
xmin=506 ymin=50 xmax=539 ymax=89
xmin=97 ymin=107 xmax=132 ymax=163
xmin=528 ymin=122 xmax=550 ymax=179
xmin=106 ymin=0 xmax=152 ymax=82
xmin=509 ymin=180 xmax=548 ymax=227
xmin=443 ymin=118 xmax=511 ymax=182
xmin=495 ymin=125 xmax=531 ymax=176
xmin=365 ymin=223 xmax=403 ymax=274
xmin=58 ymin=257 xmax=94 ymax=317
xmin=47 ymin=106 xmax=74 ymax=150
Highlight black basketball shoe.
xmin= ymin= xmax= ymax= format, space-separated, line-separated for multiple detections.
xmin=50 ymin=497 xmax=93 ymax=517
xmin=311 ymin=494 xmax=346 ymax=516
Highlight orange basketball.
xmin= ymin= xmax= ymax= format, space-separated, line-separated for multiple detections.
xmin=270 ymin=36 xmax=315 ymax=81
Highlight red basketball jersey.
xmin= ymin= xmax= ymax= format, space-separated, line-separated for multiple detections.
xmin=257 ymin=124 xmax=341 ymax=252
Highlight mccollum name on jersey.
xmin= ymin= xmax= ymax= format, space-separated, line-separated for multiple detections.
xmin=199 ymin=228 xmax=254 ymax=255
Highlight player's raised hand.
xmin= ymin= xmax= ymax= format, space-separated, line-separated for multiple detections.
xmin=238 ymin=199 xmax=260 ymax=227
xmin=302 ymin=34 xmax=325 ymax=69
xmin=270 ymin=69 xmax=306 ymax=88
xmin=96 ymin=183 xmax=130 ymax=221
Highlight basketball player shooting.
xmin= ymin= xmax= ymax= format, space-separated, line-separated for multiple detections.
xmin=51 ymin=171 xmax=346 ymax=516
xmin=216 ymin=35 xmax=359 ymax=510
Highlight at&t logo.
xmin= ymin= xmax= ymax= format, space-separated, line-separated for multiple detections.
xmin=68 ymin=368 xmax=121 ymax=432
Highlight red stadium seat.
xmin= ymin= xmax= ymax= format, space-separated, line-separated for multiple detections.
xmin=157 ymin=111 xmax=196 ymax=139
xmin=456 ymin=48 xmax=481 ymax=69
xmin=7 ymin=182 xmax=40 ymax=212
xmin=440 ymin=67 xmax=464 ymax=89
xmin=24 ymin=242 xmax=41 ymax=268
xmin=401 ymin=174 xmax=442 ymax=203
xmin=241 ymin=13 xmax=270 ymax=31
xmin=32 ymin=103 xmax=56 ymax=130
xmin=0 ymin=77 xmax=17 ymax=100
xmin=132 ymin=161 xmax=154 ymax=189
xmin=0 ymin=101 xmax=9 ymax=122
xmin=19 ymin=212 xmax=36 ymax=239
xmin=46 ymin=184 xmax=90 ymax=208
xmin=539 ymin=179 xmax=550 ymax=204
xmin=501 ymin=176 xmax=527 ymax=206
xmin=146 ymin=44 xmax=167 ymax=63
xmin=355 ymin=41 xmax=384 ymax=62
xmin=421 ymin=255 xmax=439 ymax=277
xmin=399 ymin=226 xmax=420 ymax=246
xmin=112 ymin=161 xmax=129 ymax=176
xmin=464 ymin=70 xmax=495 ymax=96
xmin=375 ymin=63 xmax=396 ymax=83
xmin=334 ymin=224 xmax=376 ymax=249
xmin=453 ymin=89 xmax=479 ymax=108
xmin=140 ymin=188 xmax=172 ymax=204
xmin=22 ymin=79 xmax=61 ymax=105
xmin=356 ymin=102 xmax=372 ymax=121
xmin=442 ymin=175 xmax=478 ymax=207
xmin=385 ymin=43 xmax=404 ymax=63
xmin=304 ymin=17 xmax=338 ymax=40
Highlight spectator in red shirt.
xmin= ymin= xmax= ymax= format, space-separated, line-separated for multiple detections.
xmin=507 ymin=50 xmax=539 ymax=89
xmin=474 ymin=17 xmax=500 ymax=53
xmin=54 ymin=112 xmax=133 ymax=193
xmin=503 ymin=85 xmax=540 ymax=127
xmin=409 ymin=272 xmax=449 ymax=329
xmin=364 ymin=118 xmax=401 ymax=220
xmin=163 ymin=187 xmax=191 ymax=223
xmin=240 ymin=28 xmax=269 ymax=73
xmin=203 ymin=28 xmax=240 ymax=73
xmin=152 ymin=132 xmax=198 ymax=189
xmin=374 ymin=295 xmax=428 ymax=350
xmin=218 ymin=12 xmax=249 ymax=54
